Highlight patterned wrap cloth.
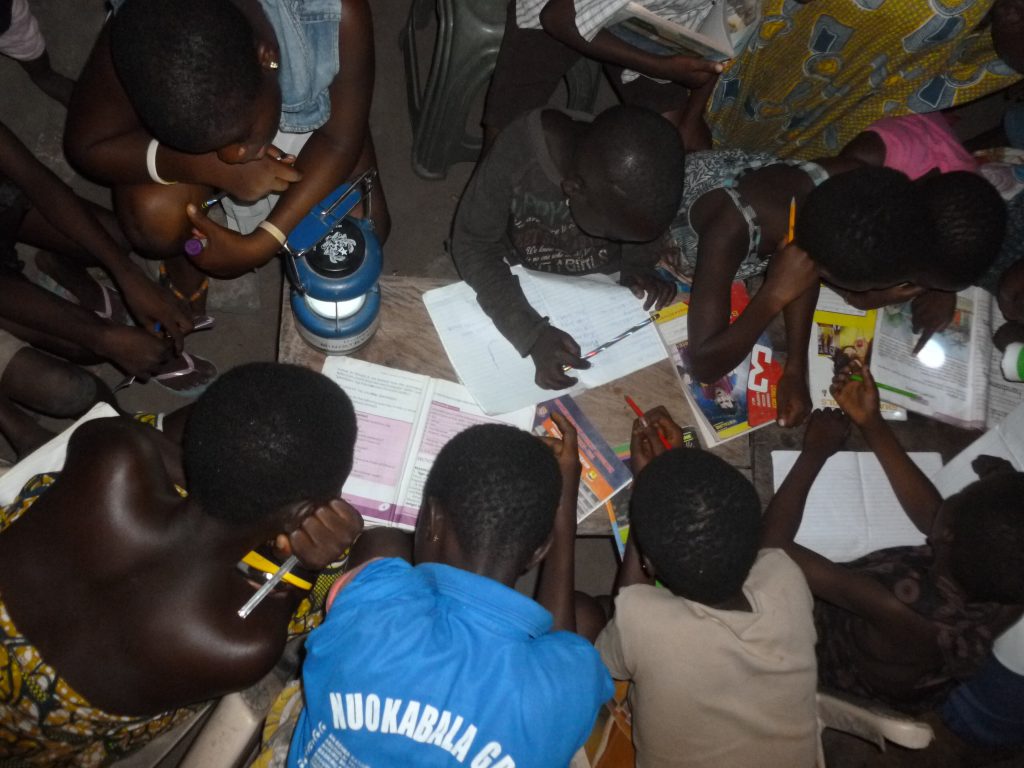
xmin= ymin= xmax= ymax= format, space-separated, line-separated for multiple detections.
xmin=707 ymin=0 xmax=1022 ymax=158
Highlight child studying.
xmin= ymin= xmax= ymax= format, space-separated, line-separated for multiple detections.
xmin=281 ymin=418 xmax=612 ymax=766
xmin=764 ymin=367 xmax=1024 ymax=712
xmin=595 ymin=408 xmax=819 ymax=766
xmin=452 ymin=105 xmax=684 ymax=390
xmin=64 ymin=0 xmax=387 ymax=313
xmin=673 ymin=160 xmax=1004 ymax=427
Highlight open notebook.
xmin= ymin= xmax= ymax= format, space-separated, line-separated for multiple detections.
xmin=771 ymin=450 xmax=943 ymax=562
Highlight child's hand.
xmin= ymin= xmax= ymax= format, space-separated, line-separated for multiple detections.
xmin=529 ymin=325 xmax=589 ymax=390
xmin=830 ymin=361 xmax=881 ymax=427
xmin=802 ymin=408 xmax=849 ymax=457
xmin=541 ymin=411 xmax=582 ymax=511
xmin=630 ymin=405 xmax=685 ymax=475
xmin=97 ymin=325 xmax=175 ymax=379
xmin=998 ymin=260 xmax=1024 ymax=322
xmin=776 ymin=372 xmax=812 ymax=428
xmin=185 ymin=205 xmax=277 ymax=277
xmin=117 ymin=269 xmax=192 ymax=352
xmin=278 ymin=498 xmax=364 ymax=571
xmin=218 ymin=151 xmax=303 ymax=202
xmin=764 ymin=243 xmax=818 ymax=309
xmin=621 ymin=269 xmax=676 ymax=310
xmin=655 ymin=55 xmax=724 ymax=88
xmin=910 ymin=290 xmax=955 ymax=354
xmin=972 ymin=454 xmax=1017 ymax=479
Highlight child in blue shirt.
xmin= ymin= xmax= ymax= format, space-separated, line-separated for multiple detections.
xmin=288 ymin=418 xmax=613 ymax=767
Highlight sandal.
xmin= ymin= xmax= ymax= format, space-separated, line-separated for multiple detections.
xmin=93 ymin=283 xmax=134 ymax=326
xmin=152 ymin=352 xmax=218 ymax=397
xmin=159 ymin=262 xmax=211 ymax=322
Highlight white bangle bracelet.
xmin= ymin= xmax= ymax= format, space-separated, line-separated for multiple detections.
xmin=146 ymin=139 xmax=175 ymax=185
xmin=258 ymin=219 xmax=287 ymax=246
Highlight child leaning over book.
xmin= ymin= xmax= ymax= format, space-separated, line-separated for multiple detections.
xmin=279 ymin=418 xmax=612 ymax=767
xmin=764 ymin=367 xmax=1024 ymax=712
xmin=671 ymin=155 xmax=1005 ymax=428
xmin=594 ymin=408 xmax=819 ymax=767
xmin=452 ymin=105 xmax=684 ymax=390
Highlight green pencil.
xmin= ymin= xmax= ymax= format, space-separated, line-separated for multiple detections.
xmin=849 ymin=374 xmax=926 ymax=402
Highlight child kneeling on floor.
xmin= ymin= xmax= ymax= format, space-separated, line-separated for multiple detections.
xmin=270 ymin=417 xmax=612 ymax=767
xmin=594 ymin=410 xmax=819 ymax=767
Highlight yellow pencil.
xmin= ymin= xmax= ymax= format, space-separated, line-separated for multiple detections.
xmin=787 ymin=197 xmax=796 ymax=244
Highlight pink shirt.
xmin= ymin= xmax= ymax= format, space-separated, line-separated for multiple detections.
xmin=868 ymin=113 xmax=978 ymax=179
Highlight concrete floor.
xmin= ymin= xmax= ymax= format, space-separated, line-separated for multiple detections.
xmin=3 ymin=2 xmax=1021 ymax=766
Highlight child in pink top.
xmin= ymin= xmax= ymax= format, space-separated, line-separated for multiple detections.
xmin=840 ymin=113 xmax=978 ymax=180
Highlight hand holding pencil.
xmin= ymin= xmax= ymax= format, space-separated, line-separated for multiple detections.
xmin=829 ymin=360 xmax=882 ymax=427
xmin=627 ymin=400 xmax=686 ymax=475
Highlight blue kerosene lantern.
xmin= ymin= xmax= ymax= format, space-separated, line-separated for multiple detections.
xmin=284 ymin=170 xmax=382 ymax=354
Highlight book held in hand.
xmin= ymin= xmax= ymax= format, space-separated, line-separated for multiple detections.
xmin=607 ymin=0 xmax=757 ymax=62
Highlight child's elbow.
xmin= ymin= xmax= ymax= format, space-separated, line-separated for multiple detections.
xmin=538 ymin=0 xmax=570 ymax=39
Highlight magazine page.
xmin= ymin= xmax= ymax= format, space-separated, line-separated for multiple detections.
xmin=534 ymin=396 xmax=633 ymax=524
xmin=870 ymin=288 xmax=991 ymax=429
xmin=656 ymin=292 xmax=782 ymax=445
xmin=608 ymin=3 xmax=732 ymax=61
xmin=392 ymin=379 xmax=535 ymax=530
xmin=323 ymin=356 xmax=429 ymax=527
xmin=806 ymin=287 xmax=906 ymax=417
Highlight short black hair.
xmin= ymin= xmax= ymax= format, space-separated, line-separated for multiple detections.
xmin=423 ymin=424 xmax=561 ymax=573
xmin=950 ymin=472 xmax=1024 ymax=604
xmin=574 ymin=105 xmax=686 ymax=231
xmin=183 ymin=363 xmax=356 ymax=524
xmin=798 ymin=167 xmax=934 ymax=287
xmin=630 ymin=449 xmax=761 ymax=604
xmin=919 ymin=172 xmax=1007 ymax=287
xmin=110 ymin=0 xmax=262 ymax=153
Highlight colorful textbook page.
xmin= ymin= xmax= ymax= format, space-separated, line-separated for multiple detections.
xmin=806 ymin=287 xmax=907 ymax=418
xmin=322 ymin=357 xmax=534 ymax=529
xmin=657 ymin=283 xmax=784 ymax=446
xmin=533 ymin=396 xmax=633 ymax=524
xmin=870 ymin=287 xmax=1024 ymax=429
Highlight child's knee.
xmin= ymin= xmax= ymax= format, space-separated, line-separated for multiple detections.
xmin=3 ymin=349 xmax=100 ymax=416
xmin=113 ymin=185 xmax=199 ymax=258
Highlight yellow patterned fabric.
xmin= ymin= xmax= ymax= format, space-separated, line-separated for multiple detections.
xmin=0 ymin=474 xmax=196 ymax=766
xmin=707 ymin=0 xmax=1021 ymax=158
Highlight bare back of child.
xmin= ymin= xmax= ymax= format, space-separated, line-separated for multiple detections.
xmin=0 ymin=364 xmax=362 ymax=764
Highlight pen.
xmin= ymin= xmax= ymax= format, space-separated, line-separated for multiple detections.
xmin=238 ymin=554 xmax=299 ymax=619
xmin=848 ymin=374 xmax=927 ymax=402
xmin=561 ymin=316 xmax=656 ymax=372
xmin=625 ymin=395 xmax=673 ymax=450
xmin=787 ymin=197 xmax=796 ymax=244
xmin=200 ymin=192 xmax=226 ymax=211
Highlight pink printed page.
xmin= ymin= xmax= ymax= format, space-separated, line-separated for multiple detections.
xmin=322 ymin=357 xmax=429 ymax=526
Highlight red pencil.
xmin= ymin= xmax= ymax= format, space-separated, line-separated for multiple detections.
xmin=624 ymin=395 xmax=673 ymax=450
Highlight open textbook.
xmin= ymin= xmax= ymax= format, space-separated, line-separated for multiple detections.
xmin=423 ymin=267 xmax=666 ymax=415
xmin=870 ymin=287 xmax=1024 ymax=429
xmin=533 ymin=397 xmax=633 ymax=524
xmin=657 ymin=284 xmax=784 ymax=446
xmin=771 ymin=451 xmax=943 ymax=562
xmin=322 ymin=357 xmax=534 ymax=529
xmin=607 ymin=0 xmax=757 ymax=61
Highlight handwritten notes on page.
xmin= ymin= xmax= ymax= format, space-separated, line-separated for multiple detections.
xmin=771 ymin=450 xmax=942 ymax=562
xmin=424 ymin=267 xmax=667 ymax=414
